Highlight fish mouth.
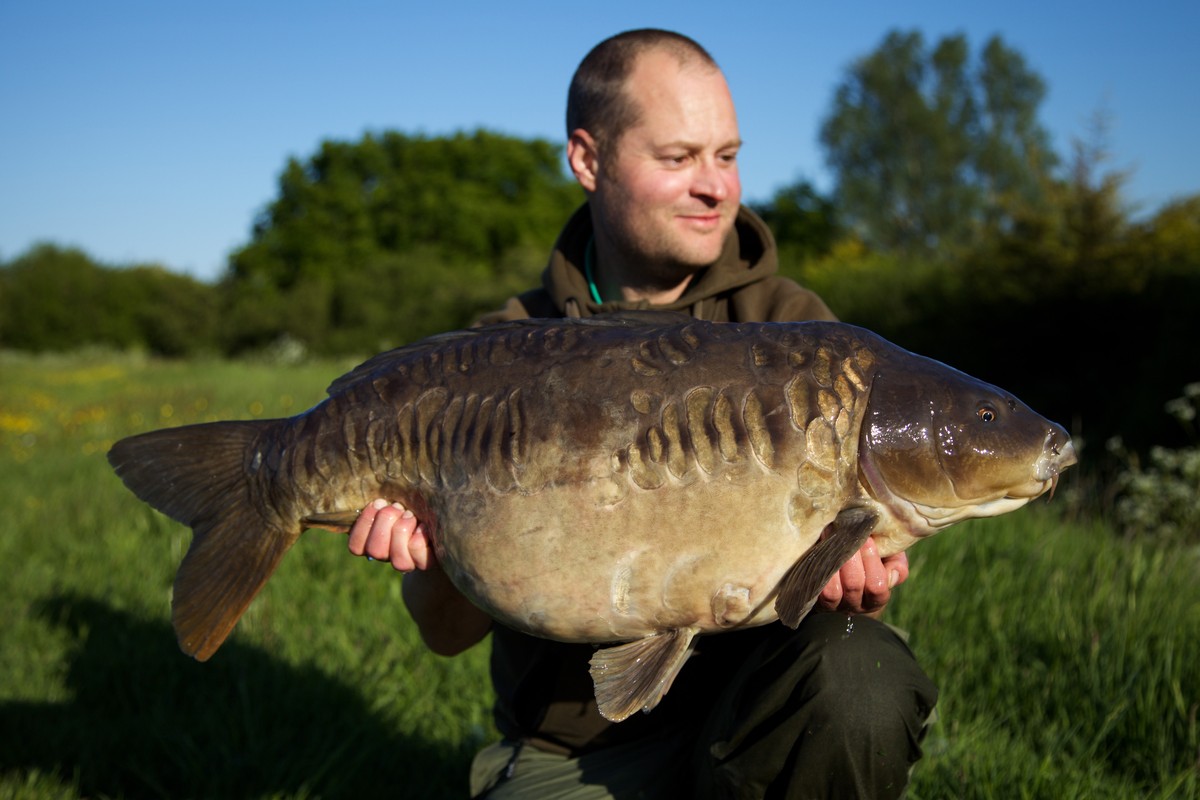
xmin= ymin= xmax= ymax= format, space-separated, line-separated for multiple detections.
xmin=1035 ymin=438 xmax=1077 ymax=500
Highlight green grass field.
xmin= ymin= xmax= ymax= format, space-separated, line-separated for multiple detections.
xmin=1 ymin=351 xmax=1196 ymax=799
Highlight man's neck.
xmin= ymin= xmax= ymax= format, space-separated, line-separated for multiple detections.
xmin=589 ymin=240 xmax=696 ymax=306
xmin=614 ymin=273 xmax=695 ymax=306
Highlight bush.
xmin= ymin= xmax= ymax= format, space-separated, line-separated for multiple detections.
xmin=1107 ymin=383 xmax=1200 ymax=546
xmin=0 ymin=244 xmax=218 ymax=356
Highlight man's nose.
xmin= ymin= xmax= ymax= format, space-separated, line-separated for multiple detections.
xmin=692 ymin=159 xmax=733 ymax=201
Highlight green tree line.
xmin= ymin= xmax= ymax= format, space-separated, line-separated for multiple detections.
xmin=3 ymin=30 xmax=1198 ymax=453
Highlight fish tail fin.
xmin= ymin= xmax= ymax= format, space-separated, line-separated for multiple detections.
xmin=108 ymin=419 xmax=299 ymax=660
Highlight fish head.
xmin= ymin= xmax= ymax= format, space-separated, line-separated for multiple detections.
xmin=860 ymin=355 xmax=1077 ymax=532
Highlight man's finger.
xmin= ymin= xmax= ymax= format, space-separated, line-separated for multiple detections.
xmin=386 ymin=508 xmax=420 ymax=570
xmin=858 ymin=539 xmax=890 ymax=610
xmin=348 ymin=498 xmax=387 ymax=556
xmin=818 ymin=571 xmax=844 ymax=610
xmin=365 ymin=502 xmax=404 ymax=561
xmin=406 ymin=522 xmax=430 ymax=572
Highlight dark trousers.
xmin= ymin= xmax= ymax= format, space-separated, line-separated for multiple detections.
xmin=694 ymin=612 xmax=937 ymax=799
xmin=471 ymin=613 xmax=937 ymax=800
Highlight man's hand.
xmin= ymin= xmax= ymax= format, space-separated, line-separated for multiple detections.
xmin=348 ymin=498 xmax=492 ymax=655
xmin=816 ymin=538 xmax=909 ymax=617
xmin=347 ymin=498 xmax=431 ymax=572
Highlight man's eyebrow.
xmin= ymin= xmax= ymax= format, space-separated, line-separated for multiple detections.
xmin=654 ymin=138 xmax=744 ymax=151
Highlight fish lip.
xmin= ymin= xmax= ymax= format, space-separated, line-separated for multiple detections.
xmin=1018 ymin=436 xmax=1076 ymax=502
xmin=1034 ymin=437 xmax=1077 ymax=482
xmin=1057 ymin=439 xmax=1079 ymax=469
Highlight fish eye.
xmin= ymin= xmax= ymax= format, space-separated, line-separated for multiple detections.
xmin=978 ymin=406 xmax=997 ymax=423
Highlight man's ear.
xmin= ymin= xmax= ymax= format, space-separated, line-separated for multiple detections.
xmin=567 ymin=129 xmax=600 ymax=193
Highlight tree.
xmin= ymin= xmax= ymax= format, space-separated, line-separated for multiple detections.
xmin=819 ymin=30 xmax=1057 ymax=257
xmin=222 ymin=129 xmax=582 ymax=353
xmin=750 ymin=179 xmax=840 ymax=264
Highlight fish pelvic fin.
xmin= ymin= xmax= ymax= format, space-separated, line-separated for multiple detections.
xmin=589 ymin=627 xmax=698 ymax=723
xmin=301 ymin=509 xmax=363 ymax=533
xmin=775 ymin=507 xmax=880 ymax=628
xmin=108 ymin=420 xmax=299 ymax=661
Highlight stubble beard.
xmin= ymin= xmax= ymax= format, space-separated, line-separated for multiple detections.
xmin=606 ymin=206 xmax=733 ymax=294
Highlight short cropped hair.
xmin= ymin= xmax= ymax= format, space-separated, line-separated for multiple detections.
xmin=566 ymin=29 xmax=719 ymax=147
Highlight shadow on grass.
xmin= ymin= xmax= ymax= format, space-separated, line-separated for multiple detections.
xmin=0 ymin=595 xmax=475 ymax=799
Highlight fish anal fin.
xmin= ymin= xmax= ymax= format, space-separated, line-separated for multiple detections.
xmin=589 ymin=628 xmax=698 ymax=723
xmin=775 ymin=507 xmax=879 ymax=628
xmin=174 ymin=514 xmax=300 ymax=660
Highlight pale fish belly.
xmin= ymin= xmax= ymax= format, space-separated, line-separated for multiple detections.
xmin=434 ymin=462 xmax=833 ymax=644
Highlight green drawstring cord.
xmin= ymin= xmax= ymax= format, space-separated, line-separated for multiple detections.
xmin=584 ymin=236 xmax=603 ymax=304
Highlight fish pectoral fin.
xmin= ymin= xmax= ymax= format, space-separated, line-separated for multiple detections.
xmin=589 ymin=628 xmax=698 ymax=723
xmin=301 ymin=509 xmax=365 ymax=533
xmin=775 ymin=506 xmax=880 ymax=628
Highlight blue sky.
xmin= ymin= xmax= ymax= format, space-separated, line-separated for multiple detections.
xmin=2 ymin=1 xmax=1197 ymax=281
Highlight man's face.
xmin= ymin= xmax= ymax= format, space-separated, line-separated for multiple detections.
xmin=583 ymin=51 xmax=742 ymax=286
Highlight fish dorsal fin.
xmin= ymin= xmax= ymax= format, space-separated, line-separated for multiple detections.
xmin=592 ymin=309 xmax=694 ymax=326
xmin=589 ymin=627 xmax=698 ymax=722
xmin=324 ymin=314 xmax=688 ymax=397
xmin=775 ymin=507 xmax=880 ymax=628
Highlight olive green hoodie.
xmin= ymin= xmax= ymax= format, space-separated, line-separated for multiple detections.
xmin=479 ymin=203 xmax=836 ymax=325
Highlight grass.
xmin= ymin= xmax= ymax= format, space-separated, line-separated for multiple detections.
xmin=893 ymin=515 xmax=1199 ymax=799
xmin=1 ymin=350 xmax=1197 ymax=799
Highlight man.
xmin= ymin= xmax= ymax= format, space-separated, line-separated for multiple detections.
xmin=349 ymin=29 xmax=937 ymax=799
